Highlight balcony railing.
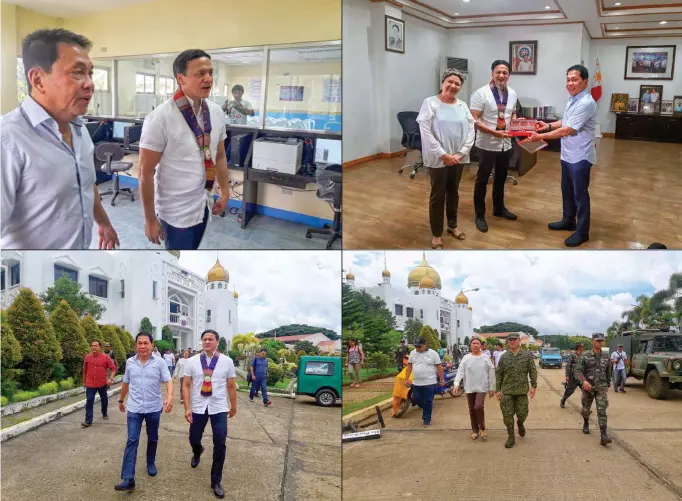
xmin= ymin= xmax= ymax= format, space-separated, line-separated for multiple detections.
xmin=169 ymin=313 xmax=193 ymax=328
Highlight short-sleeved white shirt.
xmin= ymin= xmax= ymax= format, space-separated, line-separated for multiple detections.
xmin=184 ymin=353 xmax=236 ymax=415
xmin=469 ymin=84 xmax=518 ymax=152
xmin=139 ymin=96 xmax=227 ymax=228
xmin=408 ymin=348 xmax=442 ymax=386
xmin=610 ymin=350 xmax=627 ymax=371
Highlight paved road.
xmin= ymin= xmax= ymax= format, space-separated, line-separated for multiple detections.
xmin=2 ymin=387 xmax=341 ymax=501
xmin=343 ymin=365 xmax=682 ymax=501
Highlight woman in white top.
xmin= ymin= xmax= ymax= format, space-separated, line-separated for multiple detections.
xmin=453 ymin=337 xmax=496 ymax=440
xmin=417 ymin=68 xmax=475 ymax=249
xmin=173 ymin=349 xmax=190 ymax=404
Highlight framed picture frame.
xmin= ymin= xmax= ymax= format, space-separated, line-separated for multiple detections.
xmin=661 ymin=101 xmax=674 ymax=115
xmin=627 ymin=98 xmax=639 ymax=113
xmin=510 ymin=40 xmax=538 ymax=75
xmin=610 ymin=93 xmax=629 ymax=112
xmin=673 ymin=96 xmax=682 ymax=116
xmin=639 ymin=85 xmax=663 ymax=114
xmin=385 ymin=16 xmax=405 ymax=54
xmin=625 ymin=45 xmax=676 ymax=80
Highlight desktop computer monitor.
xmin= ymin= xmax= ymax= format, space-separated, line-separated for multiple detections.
xmin=112 ymin=121 xmax=127 ymax=141
xmin=314 ymin=138 xmax=341 ymax=165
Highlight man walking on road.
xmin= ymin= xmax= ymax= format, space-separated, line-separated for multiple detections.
xmin=404 ymin=337 xmax=445 ymax=428
xmin=249 ymin=348 xmax=272 ymax=406
xmin=575 ymin=333 xmax=612 ymax=446
xmin=82 ymin=340 xmax=117 ymax=427
xmin=183 ymin=330 xmax=237 ymax=499
xmin=495 ymin=332 xmax=537 ymax=448
xmin=611 ymin=344 xmax=628 ymax=393
xmin=492 ymin=343 xmax=506 ymax=368
xmin=560 ymin=343 xmax=584 ymax=408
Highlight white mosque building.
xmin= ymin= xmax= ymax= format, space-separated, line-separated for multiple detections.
xmin=345 ymin=253 xmax=474 ymax=347
xmin=0 ymin=251 xmax=239 ymax=351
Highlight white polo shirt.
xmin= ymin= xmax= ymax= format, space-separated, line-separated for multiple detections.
xmin=408 ymin=348 xmax=442 ymax=386
xmin=183 ymin=353 xmax=236 ymax=415
xmin=469 ymin=84 xmax=518 ymax=152
xmin=139 ymin=96 xmax=226 ymax=228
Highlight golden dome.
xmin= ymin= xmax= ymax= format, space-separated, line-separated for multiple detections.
xmin=207 ymin=258 xmax=229 ymax=283
xmin=382 ymin=269 xmax=391 ymax=278
xmin=455 ymin=291 xmax=469 ymax=304
xmin=407 ymin=254 xmax=441 ymax=289
xmin=233 ymin=289 xmax=239 ymax=299
xmin=419 ymin=272 xmax=436 ymax=289
xmin=346 ymin=272 xmax=355 ymax=281
xmin=468 ymin=305 xmax=473 ymax=310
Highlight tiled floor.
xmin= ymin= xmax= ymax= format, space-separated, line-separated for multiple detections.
xmin=91 ymin=181 xmax=340 ymax=250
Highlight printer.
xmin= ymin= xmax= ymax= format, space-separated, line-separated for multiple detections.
xmin=252 ymin=136 xmax=303 ymax=175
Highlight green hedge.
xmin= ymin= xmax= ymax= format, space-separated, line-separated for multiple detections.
xmin=12 ymin=390 xmax=41 ymax=402
xmin=37 ymin=381 xmax=59 ymax=396
xmin=1 ymin=396 xmax=8 ymax=407
xmin=59 ymin=378 xmax=75 ymax=391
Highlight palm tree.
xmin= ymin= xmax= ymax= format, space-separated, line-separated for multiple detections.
xmin=654 ymin=272 xmax=682 ymax=328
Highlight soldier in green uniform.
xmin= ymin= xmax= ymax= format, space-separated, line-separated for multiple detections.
xmin=495 ymin=333 xmax=538 ymax=448
xmin=574 ymin=333 xmax=612 ymax=446
xmin=560 ymin=343 xmax=584 ymax=408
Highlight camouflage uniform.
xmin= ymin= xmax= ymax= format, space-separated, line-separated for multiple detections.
xmin=560 ymin=352 xmax=580 ymax=407
xmin=574 ymin=333 xmax=612 ymax=445
xmin=496 ymin=338 xmax=538 ymax=448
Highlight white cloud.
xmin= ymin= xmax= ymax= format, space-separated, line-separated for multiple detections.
xmin=344 ymin=251 xmax=682 ymax=335
xmin=179 ymin=251 xmax=341 ymax=335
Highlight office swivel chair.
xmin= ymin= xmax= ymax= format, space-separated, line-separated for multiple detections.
xmin=306 ymin=163 xmax=341 ymax=249
xmin=397 ymin=111 xmax=423 ymax=178
xmin=96 ymin=143 xmax=135 ymax=206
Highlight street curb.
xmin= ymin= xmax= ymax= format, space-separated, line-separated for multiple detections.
xmin=1 ymin=387 xmax=122 ymax=443
xmin=343 ymin=397 xmax=394 ymax=425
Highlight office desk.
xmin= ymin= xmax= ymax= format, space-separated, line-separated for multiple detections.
xmin=225 ymin=126 xmax=341 ymax=228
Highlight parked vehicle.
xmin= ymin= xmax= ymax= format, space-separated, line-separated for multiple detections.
xmin=539 ymin=348 xmax=562 ymax=369
xmin=296 ymin=356 xmax=342 ymax=406
xmin=392 ymin=368 xmax=463 ymax=418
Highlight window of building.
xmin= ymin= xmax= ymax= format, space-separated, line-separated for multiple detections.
xmin=158 ymin=76 xmax=174 ymax=96
xmin=120 ymin=279 xmax=125 ymax=298
xmin=93 ymin=68 xmax=109 ymax=91
xmin=210 ymin=283 xmax=215 ymax=290
xmin=1 ymin=269 xmax=5 ymax=291
xmin=406 ymin=307 xmax=414 ymax=318
xmin=395 ymin=304 xmax=403 ymax=316
xmin=135 ymin=73 xmax=155 ymax=93
xmin=457 ymin=320 xmax=460 ymax=328
xmin=54 ymin=264 xmax=77 ymax=283
xmin=420 ymin=309 xmax=424 ymax=319
xmin=218 ymin=283 xmax=223 ymax=289
xmin=10 ymin=264 xmax=20 ymax=286
xmin=89 ymin=275 xmax=108 ymax=298
xmin=414 ymin=290 xmax=419 ymax=295
xmin=206 ymin=309 xmax=212 ymax=322
xmin=153 ymin=281 xmax=158 ymax=299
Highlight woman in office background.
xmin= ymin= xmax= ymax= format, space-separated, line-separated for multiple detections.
xmin=417 ymin=68 xmax=475 ymax=249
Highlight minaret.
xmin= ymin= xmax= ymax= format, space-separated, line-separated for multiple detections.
xmin=345 ymin=269 xmax=355 ymax=286
xmin=381 ymin=251 xmax=391 ymax=285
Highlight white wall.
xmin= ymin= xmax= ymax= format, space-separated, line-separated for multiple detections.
xmin=589 ymin=38 xmax=682 ymax=133
xmin=581 ymin=25 xmax=591 ymax=68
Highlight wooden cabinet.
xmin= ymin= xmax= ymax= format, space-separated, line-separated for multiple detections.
xmin=615 ymin=113 xmax=682 ymax=143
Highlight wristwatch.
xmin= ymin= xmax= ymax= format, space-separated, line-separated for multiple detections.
xmin=118 ymin=400 xmax=124 ymax=403
xmin=547 ymin=124 xmax=552 ymax=132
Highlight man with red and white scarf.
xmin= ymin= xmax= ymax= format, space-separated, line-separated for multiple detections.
xmin=469 ymin=60 xmax=518 ymax=234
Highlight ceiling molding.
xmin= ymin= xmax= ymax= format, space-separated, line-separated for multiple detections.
xmin=597 ymin=0 xmax=682 ymax=17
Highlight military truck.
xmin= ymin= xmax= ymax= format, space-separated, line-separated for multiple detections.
xmin=609 ymin=329 xmax=682 ymax=399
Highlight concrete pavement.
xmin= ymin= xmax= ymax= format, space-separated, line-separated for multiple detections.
xmin=342 ymin=364 xmax=682 ymax=501
xmin=1 ymin=386 xmax=341 ymax=501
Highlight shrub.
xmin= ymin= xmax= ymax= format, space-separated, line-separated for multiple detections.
xmin=1 ymin=377 xmax=20 ymax=399
xmin=59 ymin=377 xmax=75 ymax=391
xmin=81 ymin=315 xmax=103 ymax=346
xmin=1 ymin=310 xmax=22 ymax=371
xmin=139 ymin=317 xmax=153 ymax=334
xmin=100 ymin=325 xmax=126 ymax=367
xmin=297 ymin=350 xmax=306 ymax=358
xmin=267 ymin=361 xmax=284 ymax=386
xmin=12 ymin=390 xmax=40 ymax=402
xmin=154 ymin=339 xmax=172 ymax=354
xmin=7 ymin=288 xmax=62 ymax=388
xmin=38 ymin=381 xmax=59 ymax=396
xmin=228 ymin=349 xmax=240 ymax=360
xmin=440 ymin=339 xmax=448 ymax=348
xmin=218 ymin=338 xmax=228 ymax=354
xmin=50 ymin=300 xmax=89 ymax=383
xmin=419 ymin=325 xmax=440 ymax=352
xmin=115 ymin=326 xmax=133 ymax=354
xmin=51 ymin=363 xmax=67 ymax=382
xmin=368 ymin=352 xmax=391 ymax=371
xmin=1 ymin=396 xmax=8 ymax=407
xmin=161 ymin=325 xmax=175 ymax=352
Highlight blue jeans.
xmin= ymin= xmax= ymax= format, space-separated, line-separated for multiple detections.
xmin=250 ymin=376 xmax=269 ymax=403
xmin=412 ymin=384 xmax=436 ymax=424
xmin=614 ymin=368 xmax=627 ymax=390
xmin=160 ymin=207 xmax=209 ymax=250
xmin=189 ymin=410 xmax=228 ymax=484
xmin=560 ymin=159 xmax=592 ymax=237
xmin=84 ymin=385 xmax=108 ymax=423
xmin=120 ymin=411 xmax=161 ymax=481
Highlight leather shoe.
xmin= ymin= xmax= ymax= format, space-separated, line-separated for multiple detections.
xmin=212 ymin=483 xmax=225 ymax=499
xmin=565 ymin=232 xmax=589 ymax=247
xmin=114 ymin=479 xmax=135 ymax=491
xmin=548 ymin=219 xmax=576 ymax=231
xmin=81 ymin=422 xmax=91 ymax=428
xmin=147 ymin=464 xmax=157 ymax=476
xmin=475 ymin=217 xmax=488 ymax=233
xmin=191 ymin=446 xmax=204 ymax=468
xmin=493 ymin=208 xmax=517 ymax=220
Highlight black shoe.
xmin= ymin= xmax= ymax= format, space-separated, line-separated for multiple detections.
xmin=102 ymin=415 xmax=109 ymax=420
xmin=81 ymin=422 xmax=92 ymax=428
xmin=548 ymin=219 xmax=576 ymax=231
xmin=147 ymin=464 xmax=157 ymax=476
xmin=475 ymin=217 xmax=488 ymax=233
xmin=212 ymin=483 xmax=225 ymax=499
xmin=560 ymin=399 xmax=566 ymax=409
xmin=620 ymin=389 xmax=626 ymax=393
xmin=565 ymin=232 xmax=589 ymax=248
xmin=191 ymin=446 xmax=204 ymax=468
xmin=600 ymin=425 xmax=612 ymax=446
xmin=114 ymin=479 xmax=135 ymax=491
xmin=517 ymin=421 xmax=526 ymax=438
xmin=494 ymin=208 xmax=517 ymax=220
xmin=582 ymin=418 xmax=590 ymax=435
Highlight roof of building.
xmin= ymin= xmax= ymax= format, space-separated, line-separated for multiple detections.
xmin=407 ymin=252 xmax=441 ymax=290
xmin=317 ymin=340 xmax=337 ymax=347
xmin=207 ymin=258 xmax=229 ymax=283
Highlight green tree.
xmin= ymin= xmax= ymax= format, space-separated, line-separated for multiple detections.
xmin=139 ymin=317 xmax=153 ymax=334
xmin=368 ymin=352 xmax=391 ymax=371
xmin=294 ymin=340 xmax=319 ymax=355
xmin=233 ymin=333 xmax=259 ymax=350
xmin=403 ymin=318 xmax=423 ymax=344
xmin=419 ymin=325 xmax=440 ymax=351
xmin=378 ymin=330 xmax=402 ymax=354
xmin=7 ymin=288 xmax=62 ymax=388
xmin=50 ymin=300 xmax=89 ymax=382
xmin=100 ymin=325 xmax=126 ymax=367
xmin=1 ymin=310 xmax=22 ymax=374
xmin=262 ymin=339 xmax=286 ymax=352
xmin=161 ymin=325 xmax=175 ymax=352
xmin=463 ymin=336 xmax=470 ymax=346
xmin=39 ymin=275 xmax=105 ymax=320
xmin=155 ymin=339 xmax=173 ymax=353
xmin=81 ymin=315 xmax=103 ymax=346
xmin=218 ymin=338 xmax=228 ymax=353
xmin=257 ymin=323 xmax=339 ymax=341
xmin=477 ymin=322 xmax=539 ymax=338
xmin=485 ymin=336 xmax=500 ymax=347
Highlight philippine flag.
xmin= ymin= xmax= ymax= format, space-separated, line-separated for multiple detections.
xmin=591 ymin=58 xmax=602 ymax=102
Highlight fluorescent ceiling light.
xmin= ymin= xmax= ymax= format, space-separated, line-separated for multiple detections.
xmin=545 ymin=5 xmax=551 ymax=9
xmin=659 ymin=20 xmax=668 ymax=25
xmin=614 ymin=26 xmax=619 ymax=29
xmin=615 ymin=2 xmax=621 ymax=5
xmin=462 ymin=0 xmax=470 ymax=3
xmin=454 ymin=12 xmax=459 ymax=15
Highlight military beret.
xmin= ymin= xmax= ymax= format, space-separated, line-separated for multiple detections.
xmin=507 ymin=333 xmax=520 ymax=340
xmin=592 ymin=333 xmax=605 ymax=340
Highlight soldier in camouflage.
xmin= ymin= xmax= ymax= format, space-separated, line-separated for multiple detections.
xmin=495 ymin=333 xmax=538 ymax=448
xmin=574 ymin=333 xmax=612 ymax=446
xmin=560 ymin=343 xmax=584 ymax=408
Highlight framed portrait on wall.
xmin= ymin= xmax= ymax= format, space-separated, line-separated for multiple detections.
xmin=610 ymin=93 xmax=629 ymax=112
xmin=639 ymin=85 xmax=663 ymax=114
xmin=627 ymin=98 xmax=639 ymax=113
xmin=385 ymin=16 xmax=405 ymax=54
xmin=674 ymin=96 xmax=682 ymax=116
xmin=510 ymin=40 xmax=538 ymax=75
xmin=625 ymin=45 xmax=676 ymax=80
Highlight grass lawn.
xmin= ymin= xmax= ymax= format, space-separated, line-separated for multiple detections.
xmin=342 ymin=368 xmax=398 ymax=385
xmin=342 ymin=392 xmax=393 ymax=416
xmin=273 ymin=377 xmax=291 ymax=389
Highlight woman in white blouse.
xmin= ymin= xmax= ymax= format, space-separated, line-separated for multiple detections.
xmin=453 ymin=337 xmax=496 ymax=440
xmin=417 ymin=68 xmax=476 ymax=249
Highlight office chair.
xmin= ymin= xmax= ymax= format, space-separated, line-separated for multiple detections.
xmin=396 ymin=111 xmax=423 ymax=178
xmin=306 ymin=163 xmax=341 ymax=249
xmin=96 ymin=143 xmax=135 ymax=206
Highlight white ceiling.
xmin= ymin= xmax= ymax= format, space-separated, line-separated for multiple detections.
xmin=396 ymin=0 xmax=682 ymax=38
xmin=5 ymin=0 xmax=153 ymax=17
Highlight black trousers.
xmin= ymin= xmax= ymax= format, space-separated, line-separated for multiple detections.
xmin=474 ymin=148 xmax=510 ymax=218
xmin=429 ymin=164 xmax=464 ymax=237
xmin=562 ymin=377 xmax=580 ymax=401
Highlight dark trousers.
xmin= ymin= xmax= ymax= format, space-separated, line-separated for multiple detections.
xmin=189 ymin=410 xmax=228 ymax=484
xmin=474 ymin=149 xmax=510 ymax=217
xmin=84 ymin=385 xmax=108 ymax=423
xmin=160 ymin=207 xmax=209 ymax=250
xmin=560 ymin=159 xmax=592 ymax=237
xmin=428 ymin=164 xmax=464 ymax=237
xmin=249 ymin=376 xmax=269 ymax=403
xmin=411 ymin=384 xmax=436 ymax=424
xmin=562 ymin=377 xmax=579 ymax=402
xmin=120 ymin=410 xmax=161 ymax=480
xmin=466 ymin=392 xmax=486 ymax=433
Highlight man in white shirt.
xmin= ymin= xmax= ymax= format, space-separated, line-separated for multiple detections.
xmin=182 ymin=330 xmax=237 ymax=499
xmin=481 ymin=341 xmax=492 ymax=360
xmin=493 ymin=343 xmax=506 ymax=368
xmin=138 ymin=49 xmax=230 ymax=250
xmin=404 ymin=338 xmax=445 ymax=427
xmin=610 ymin=344 xmax=628 ymax=393
xmin=469 ymin=60 xmax=518 ymax=234
xmin=222 ymin=85 xmax=255 ymax=125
